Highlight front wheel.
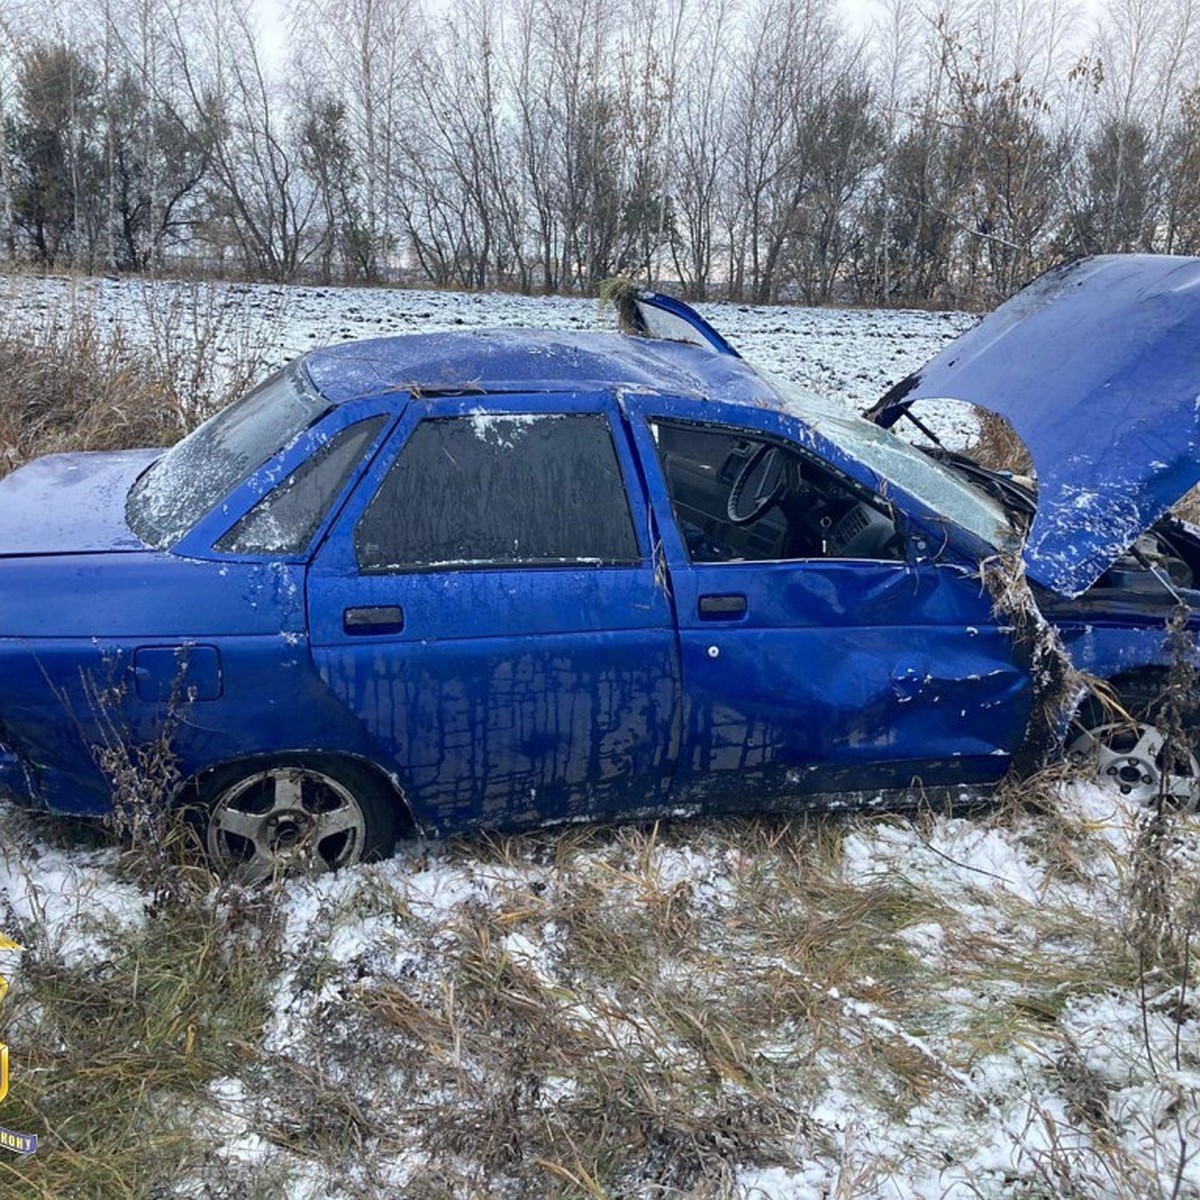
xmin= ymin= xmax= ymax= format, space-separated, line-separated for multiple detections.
xmin=1065 ymin=681 xmax=1200 ymax=809
xmin=202 ymin=758 xmax=397 ymax=883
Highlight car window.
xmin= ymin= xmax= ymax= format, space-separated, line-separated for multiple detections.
xmin=355 ymin=412 xmax=640 ymax=571
xmin=215 ymin=416 xmax=387 ymax=555
xmin=127 ymin=365 xmax=331 ymax=549
xmin=768 ymin=377 xmax=1017 ymax=552
xmin=650 ymin=419 xmax=904 ymax=563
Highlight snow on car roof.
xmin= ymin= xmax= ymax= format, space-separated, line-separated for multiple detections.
xmin=301 ymin=327 xmax=786 ymax=410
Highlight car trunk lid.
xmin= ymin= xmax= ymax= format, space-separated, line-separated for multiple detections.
xmin=0 ymin=449 xmax=159 ymax=556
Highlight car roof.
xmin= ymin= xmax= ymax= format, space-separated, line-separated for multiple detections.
xmin=302 ymin=328 xmax=785 ymax=411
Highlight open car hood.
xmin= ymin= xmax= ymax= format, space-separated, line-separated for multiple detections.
xmin=867 ymin=255 xmax=1200 ymax=598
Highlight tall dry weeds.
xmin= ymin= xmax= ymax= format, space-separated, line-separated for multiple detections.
xmin=968 ymin=408 xmax=1034 ymax=476
xmin=0 ymin=279 xmax=275 ymax=478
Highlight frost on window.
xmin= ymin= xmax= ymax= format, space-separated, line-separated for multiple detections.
xmin=216 ymin=416 xmax=387 ymax=555
xmin=355 ymin=412 xmax=640 ymax=571
xmin=127 ymin=365 xmax=331 ymax=549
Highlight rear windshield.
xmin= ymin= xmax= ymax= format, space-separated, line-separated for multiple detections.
xmin=127 ymin=365 xmax=331 ymax=548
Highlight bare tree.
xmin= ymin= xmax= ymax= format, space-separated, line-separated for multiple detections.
xmin=289 ymin=0 xmax=418 ymax=278
xmin=165 ymin=0 xmax=315 ymax=278
xmin=669 ymin=0 xmax=734 ymax=298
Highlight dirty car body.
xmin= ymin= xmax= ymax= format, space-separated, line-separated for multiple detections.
xmin=1 ymin=260 xmax=1197 ymax=877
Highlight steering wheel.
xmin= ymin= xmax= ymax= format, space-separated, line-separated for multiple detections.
xmin=726 ymin=443 xmax=790 ymax=525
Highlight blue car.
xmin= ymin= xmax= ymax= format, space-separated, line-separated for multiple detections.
xmin=2 ymin=257 xmax=1199 ymax=880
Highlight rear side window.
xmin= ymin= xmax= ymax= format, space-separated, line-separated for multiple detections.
xmin=216 ymin=416 xmax=387 ymax=555
xmin=355 ymin=412 xmax=640 ymax=571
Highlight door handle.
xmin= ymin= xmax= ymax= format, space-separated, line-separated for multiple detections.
xmin=343 ymin=605 xmax=405 ymax=635
xmin=698 ymin=593 xmax=747 ymax=620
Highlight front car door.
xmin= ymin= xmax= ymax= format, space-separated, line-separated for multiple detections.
xmin=624 ymin=394 xmax=1034 ymax=808
xmin=307 ymin=392 xmax=681 ymax=835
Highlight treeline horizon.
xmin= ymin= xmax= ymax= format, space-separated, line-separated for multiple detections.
xmin=1 ymin=0 xmax=1199 ymax=308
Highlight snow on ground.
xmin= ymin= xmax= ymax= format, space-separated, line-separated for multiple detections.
xmin=0 ymin=276 xmax=1196 ymax=1197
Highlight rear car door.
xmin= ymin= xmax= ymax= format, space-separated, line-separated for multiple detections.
xmin=307 ymin=393 xmax=681 ymax=835
xmin=624 ymin=395 xmax=1033 ymax=807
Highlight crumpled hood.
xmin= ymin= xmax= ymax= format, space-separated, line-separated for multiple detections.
xmin=868 ymin=255 xmax=1200 ymax=598
xmin=0 ymin=449 xmax=159 ymax=556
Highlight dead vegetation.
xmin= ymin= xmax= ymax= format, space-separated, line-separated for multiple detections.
xmin=0 ymin=780 xmax=1197 ymax=1197
xmin=0 ymin=803 xmax=285 ymax=1199
xmin=968 ymin=409 xmax=1034 ymax=477
xmin=0 ymin=279 xmax=275 ymax=479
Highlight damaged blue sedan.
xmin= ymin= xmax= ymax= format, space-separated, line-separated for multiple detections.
xmin=1 ymin=255 xmax=1198 ymax=880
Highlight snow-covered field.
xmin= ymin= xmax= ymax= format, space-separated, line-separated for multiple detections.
xmin=1 ymin=273 xmax=973 ymax=418
xmin=0 ymin=278 xmax=1196 ymax=1198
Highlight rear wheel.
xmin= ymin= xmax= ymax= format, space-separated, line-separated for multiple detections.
xmin=1066 ymin=679 xmax=1200 ymax=809
xmin=202 ymin=758 xmax=397 ymax=883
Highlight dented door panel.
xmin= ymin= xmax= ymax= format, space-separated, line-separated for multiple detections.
xmin=667 ymin=559 xmax=1032 ymax=802
xmin=625 ymin=402 xmax=1033 ymax=804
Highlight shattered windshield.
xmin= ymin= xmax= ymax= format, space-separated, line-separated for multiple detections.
xmin=773 ymin=380 xmax=1019 ymax=552
xmin=127 ymin=365 xmax=331 ymax=549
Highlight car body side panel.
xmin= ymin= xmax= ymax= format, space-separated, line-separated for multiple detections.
xmin=0 ymin=630 xmax=389 ymax=816
xmin=0 ymin=554 xmax=308 ymax=639
xmin=0 ymin=554 xmax=383 ymax=816
xmin=1037 ymin=587 xmax=1200 ymax=681
xmin=309 ymin=618 xmax=680 ymax=834
xmin=664 ymin=560 xmax=1031 ymax=801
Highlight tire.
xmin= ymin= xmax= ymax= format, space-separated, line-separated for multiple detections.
xmin=1065 ymin=677 xmax=1200 ymax=809
xmin=201 ymin=756 xmax=398 ymax=883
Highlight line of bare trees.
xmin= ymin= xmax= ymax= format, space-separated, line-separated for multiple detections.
xmin=2 ymin=0 xmax=1199 ymax=307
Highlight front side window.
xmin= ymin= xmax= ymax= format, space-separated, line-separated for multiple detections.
xmin=651 ymin=419 xmax=903 ymax=563
xmin=355 ymin=412 xmax=640 ymax=571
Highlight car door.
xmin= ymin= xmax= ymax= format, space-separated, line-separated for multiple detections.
xmin=624 ymin=394 xmax=1034 ymax=808
xmin=306 ymin=392 xmax=681 ymax=835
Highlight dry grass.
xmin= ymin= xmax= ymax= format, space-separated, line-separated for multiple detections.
xmin=0 ymin=813 xmax=283 ymax=1198
xmin=0 ymin=279 xmax=274 ymax=479
xmin=0 ymin=797 xmax=1197 ymax=1197
xmin=191 ymin=811 xmax=1192 ymax=1197
xmin=0 ymin=315 xmax=184 ymax=474
xmin=1174 ymin=485 xmax=1200 ymax=526
xmin=967 ymin=409 xmax=1034 ymax=476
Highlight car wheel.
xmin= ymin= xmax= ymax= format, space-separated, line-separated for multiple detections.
xmin=203 ymin=758 xmax=397 ymax=883
xmin=1065 ymin=680 xmax=1200 ymax=809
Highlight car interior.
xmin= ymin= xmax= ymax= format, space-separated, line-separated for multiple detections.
xmin=651 ymin=421 xmax=904 ymax=564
